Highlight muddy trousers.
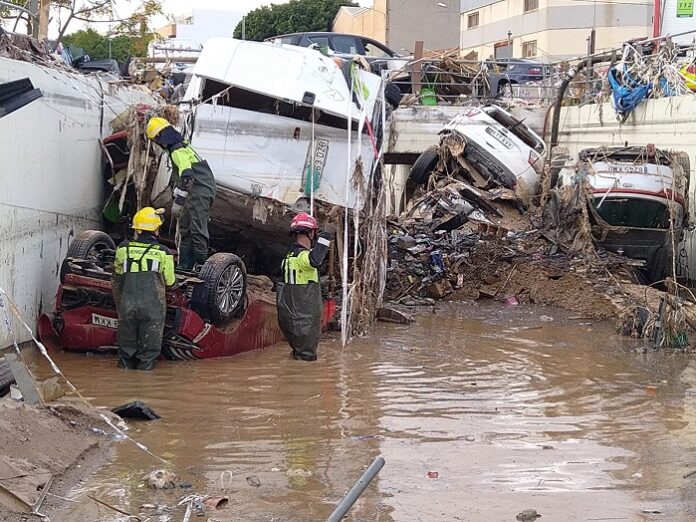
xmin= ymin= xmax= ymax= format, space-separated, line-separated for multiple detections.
xmin=117 ymin=296 xmax=166 ymax=371
xmin=179 ymin=190 xmax=215 ymax=270
xmin=276 ymin=282 xmax=322 ymax=361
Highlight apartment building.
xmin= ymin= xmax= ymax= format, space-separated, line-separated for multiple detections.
xmin=460 ymin=0 xmax=653 ymax=61
xmin=333 ymin=0 xmax=461 ymax=54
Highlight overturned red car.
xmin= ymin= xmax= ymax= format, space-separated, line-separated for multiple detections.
xmin=38 ymin=231 xmax=336 ymax=360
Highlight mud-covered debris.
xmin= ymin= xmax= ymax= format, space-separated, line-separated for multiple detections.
xmin=112 ymin=401 xmax=161 ymax=421
xmin=516 ymin=509 xmax=542 ymax=521
xmin=145 ymin=469 xmax=177 ymax=489
xmin=246 ymin=475 xmax=261 ymax=487
xmin=377 ymin=306 xmax=415 ymax=325
xmin=203 ymin=496 xmax=229 ymax=509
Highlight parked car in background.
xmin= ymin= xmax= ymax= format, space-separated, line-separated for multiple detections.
xmin=486 ymin=58 xmax=552 ymax=97
xmin=267 ymin=31 xmax=409 ymax=106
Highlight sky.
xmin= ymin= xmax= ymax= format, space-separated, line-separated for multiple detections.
xmin=6 ymin=0 xmax=373 ymax=38
xmin=145 ymin=0 xmax=372 ymax=29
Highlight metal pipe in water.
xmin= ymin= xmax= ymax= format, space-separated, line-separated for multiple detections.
xmin=326 ymin=456 xmax=385 ymax=522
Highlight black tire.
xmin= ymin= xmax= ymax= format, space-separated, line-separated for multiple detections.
xmin=498 ymin=81 xmax=514 ymax=98
xmin=385 ymin=82 xmax=403 ymax=109
xmin=409 ymin=146 xmax=440 ymax=185
xmin=0 ymin=357 xmax=15 ymax=397
xmin=198 ymin=253 xmax=247 ymax=326
xmin=67 ymin=230 xmax=116 ymax=260
xmin=61 ymin=230 xmax=116 ymax=284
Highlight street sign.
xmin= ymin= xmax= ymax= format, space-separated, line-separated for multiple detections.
xmin=677 ymin=0 xmax=693 ymax=17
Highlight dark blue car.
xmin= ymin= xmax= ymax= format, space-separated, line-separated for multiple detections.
xmin=487 ymin=59 xmax=551 ymax=96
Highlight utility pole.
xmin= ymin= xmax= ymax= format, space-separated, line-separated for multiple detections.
xmin=37 ymin=0 xmax=50 ymax=40
xmin=28 ymin=0 xmax=38 ymax=37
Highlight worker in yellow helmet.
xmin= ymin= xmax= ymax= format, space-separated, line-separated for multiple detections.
xmin=113 ymin=207 xmax=175 ymax=371
xmin=146 ymin=117 xmax=216 ymax=270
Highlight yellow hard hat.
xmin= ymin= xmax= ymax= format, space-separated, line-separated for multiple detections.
xmin=146 ymin=116 xmax=171 ymax=140
xmin=132 ymin=207 xmax=165 ymax=232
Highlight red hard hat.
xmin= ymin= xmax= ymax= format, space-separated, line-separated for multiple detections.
xmin=290 ymin=212 xmax=318 ymax=233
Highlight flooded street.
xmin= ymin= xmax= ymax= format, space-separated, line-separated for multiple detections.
xmin=27 ymin=303 xmax=696 ymax=521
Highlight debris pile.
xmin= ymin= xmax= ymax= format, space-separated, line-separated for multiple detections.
xmin=386 ymin=147 xmax=696 ymax=339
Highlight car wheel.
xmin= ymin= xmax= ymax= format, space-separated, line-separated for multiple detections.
xmin=67 ymin=230 xmax=116 ymax=260
xmin=198 ymin=253 xmax=247 ymax=326
xmin=61 ymin=230 xmax=116 ymax=283
xmin=498 ymin=82 xmax=514 ymax=98
xmin=409 ymin=146 xmax=440 ymax=185
xmin=385 ymin=82 xmax=403 ymax=109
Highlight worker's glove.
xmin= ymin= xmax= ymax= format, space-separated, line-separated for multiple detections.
xmin=171 ymin=187 xmax=188 ymax=218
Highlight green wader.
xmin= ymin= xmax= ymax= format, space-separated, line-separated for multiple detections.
xmin=169 ymin=145 xmax=217 ymax=269
xmin=276 ymin=282 xmax=323 ymax=361
xmin=113 ymin=237 xmax=175 ymax=371
xmin=276 ymin=241 xmax=330 ymax=361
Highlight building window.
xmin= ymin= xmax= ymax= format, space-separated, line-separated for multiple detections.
xmin=522 ymin=40 xmax=537 ymax=58
xmin=467 ymin=12 xmax=479 ymax=28
xmin=524 ymin=0 xmax=538 ymax=12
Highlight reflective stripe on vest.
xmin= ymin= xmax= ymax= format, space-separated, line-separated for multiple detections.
xmin=282 ymin=250 xmax=318 ymax=285
xmin=123 ymin=243 xmax=163 ymax=273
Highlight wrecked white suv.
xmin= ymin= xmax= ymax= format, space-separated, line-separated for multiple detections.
xmin=439 ymin=106 xmax=546 ymax=201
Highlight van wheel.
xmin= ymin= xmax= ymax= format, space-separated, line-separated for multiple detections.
xmin=198 ymin=253 xmax=247 ymax=326
xmin=409 ymin=146 xmax=440 ymax=185
xmin=385 ymin=82 xmax=403 ymax=109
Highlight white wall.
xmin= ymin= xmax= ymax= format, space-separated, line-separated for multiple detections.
xmin=176 ymin=9 xmax=243 ymax=45
xmin=661 ymin=0 xmax=696 ymax=44
xmin=0 ymin=57 xmax=153 ymax=349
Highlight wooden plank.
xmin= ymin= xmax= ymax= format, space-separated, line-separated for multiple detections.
xmin=3 ymin=355 xmax=44 ymax=407
xmin=410 ymin=41 xmax=424 ymax=95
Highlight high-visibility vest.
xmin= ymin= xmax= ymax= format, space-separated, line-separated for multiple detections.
xmin=114 ymin=240 xmax=175 ymax=286
xmin=282 ymin=247 xmax=319 ymax=285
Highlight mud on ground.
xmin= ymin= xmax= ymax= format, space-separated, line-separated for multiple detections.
xmin=0 ymin=399 xmax=116 ymax=520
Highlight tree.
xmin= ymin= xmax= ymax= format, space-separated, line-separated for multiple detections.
xmin=233 ymin=0 xmax=357 ymax=42
xmin=61 ymin=27 xmax=138 ymax=61
xmin=0 ymin=0 xmax=161 ymax=44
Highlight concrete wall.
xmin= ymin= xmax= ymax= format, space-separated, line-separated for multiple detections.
xmin=388 ymin=0 xmax=461 ymax=53
xmin=333 ymin=0 xmax=460 ymax=53
xmin=460 ymin=0 xmax=651 ymax=61
xmin=558 ymin=95 xmax=696 ymax=279
xmin=333 ymin=5 xmax=388 ymax=44
xmin=661 ymin=0 xmax=696 ymax=44
xmin=0 ymin=57 xmax=152 ymax=349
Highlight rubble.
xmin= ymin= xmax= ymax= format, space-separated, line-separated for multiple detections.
xmin=386 ymin=144 xmax=696 ymax=343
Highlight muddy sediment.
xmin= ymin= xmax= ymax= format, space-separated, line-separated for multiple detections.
xmin=0 ymin=400 xmax=115 ymax=521
xmin=16 ymin=303 xmax=696 ymax=521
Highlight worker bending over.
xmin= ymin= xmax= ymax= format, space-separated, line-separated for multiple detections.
xmin=146 ymin=117 xmax=216 ymax=270
xmin=113 ymin=207 xmax=175 ymax=371
xmin=276 ymin=212 xmax=334 ymax=362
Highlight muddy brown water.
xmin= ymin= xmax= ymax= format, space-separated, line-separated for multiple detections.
xmin=24 ymin=303 xmax=696 ymax=521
